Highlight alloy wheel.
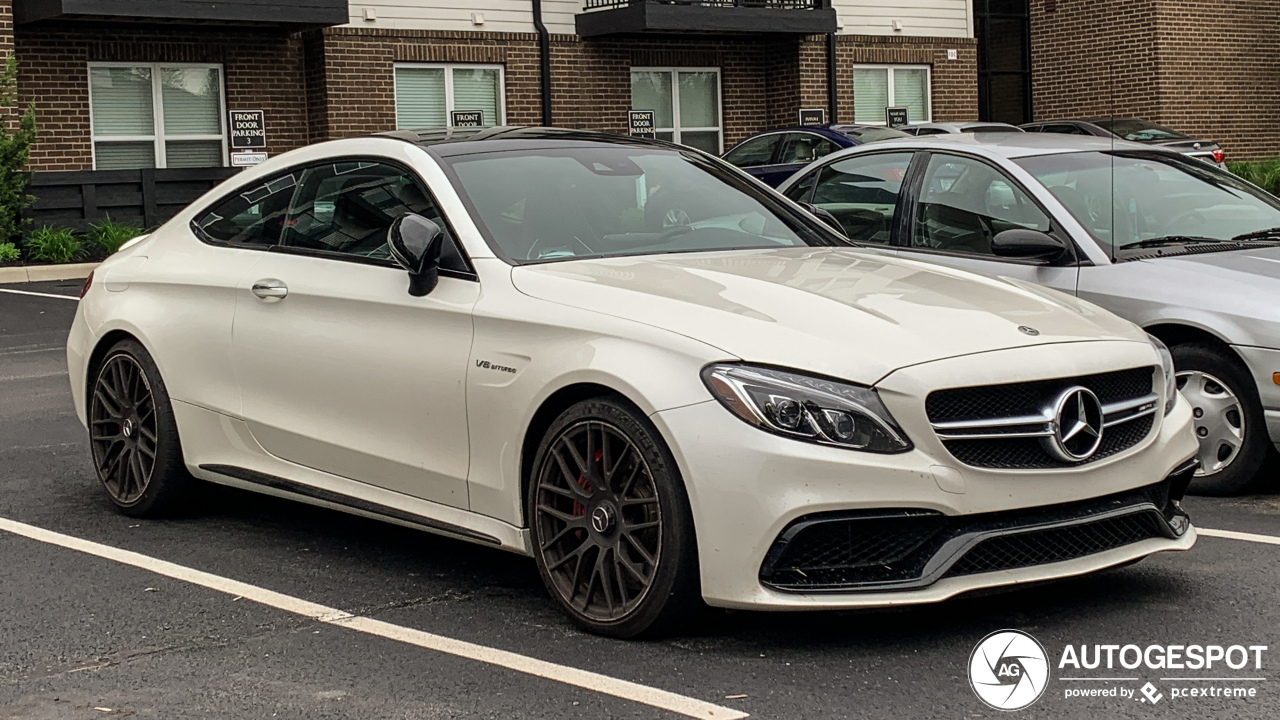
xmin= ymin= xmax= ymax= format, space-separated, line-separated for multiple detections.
xmin=1176 ymin=369 xmax=1245 ymax=476
xmin=534 ymin=420 xmax=662 ymax=623
xmin=90 ymin=354 xmax=159 ymax=505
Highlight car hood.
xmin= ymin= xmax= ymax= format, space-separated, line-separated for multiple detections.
xmin=512 ymin=247 xmax=1146 ymax=383
xmin=1140 ymin=244 xmax=1280 ymax=279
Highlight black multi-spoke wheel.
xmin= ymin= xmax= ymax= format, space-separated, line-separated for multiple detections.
xmin=88 ymin=340 xmax=193 ymax=516
xmin=528 ymin=397 xmax=698 ymax=638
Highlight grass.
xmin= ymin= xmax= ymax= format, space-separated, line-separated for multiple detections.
xmin=23 ymin=226 xmax=85 ymax=265
xmin=0 ymin=241 xmax=19 ymax=264
xmin=89 ymin=214 xmax=147 ymax=256
xmin=1227 ymin=158 xmax=1280 ymax=197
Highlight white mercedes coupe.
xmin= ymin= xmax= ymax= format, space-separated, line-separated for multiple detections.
xmin=68 ymin=127 xmax=1200 ymax=638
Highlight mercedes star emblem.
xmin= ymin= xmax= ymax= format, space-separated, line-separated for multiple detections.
xmin=1046 ymin=387 xmax=1105 ymax=461
xmin=1018 ymin=326 xmax=1040 ymax=336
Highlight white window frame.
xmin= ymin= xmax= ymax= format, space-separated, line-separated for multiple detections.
xmin=87 ymin=61 xmax=228 ymax=170
xmin=393 ymin=63 xmax=507 ymax=128
xmin=852 ymin=64 xmax=933 ymax=125
xmin=631 ymin=66 xmax=724 ymax=154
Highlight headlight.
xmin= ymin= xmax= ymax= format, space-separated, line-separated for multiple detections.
xmin=701 ymin=364 xmax=911 ymax=453
xmin=1147 ymin=333 xmax=1177 ymax=415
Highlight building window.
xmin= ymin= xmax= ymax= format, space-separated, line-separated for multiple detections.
xmin=853 ymin=66 xmax=931 ymax=125
xmin=631 ymin=68 xmax=722 ymax=154
xmin=89 ymin=63 xmax=226 ymax=170
xmin=394 ymin=64 xmax=505 ymax=129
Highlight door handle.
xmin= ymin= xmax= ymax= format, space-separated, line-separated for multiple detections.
xmin=251 ymin=280 xmax=288 ymax=301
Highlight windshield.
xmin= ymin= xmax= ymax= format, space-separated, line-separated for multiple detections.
xmin=440 ymin=145 xmax=844 ymax=264
xmin=1015 ymin=150 xmax=1280 ymax=254
xmin=961 ymin=125 xmax=1023 ymax=133
xmin=1092 ymin=118 xmax=1190 ymax=142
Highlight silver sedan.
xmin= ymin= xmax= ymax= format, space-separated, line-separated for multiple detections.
xmin=778 ymin=132 xmax=1280 ymax=495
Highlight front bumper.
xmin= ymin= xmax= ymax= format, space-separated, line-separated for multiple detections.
xmin=653 ymin=341 xmax=1200 ymax=610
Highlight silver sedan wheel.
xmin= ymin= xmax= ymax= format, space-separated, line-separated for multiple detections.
xmin=1176 ymin=370 xmax=1245 ymax=476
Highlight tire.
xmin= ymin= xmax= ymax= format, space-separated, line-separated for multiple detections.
xmin=88 ymin=339 xmax=195 ymax=517
xmin=1172 ymin=343 xmax=1269 ymax=496
xmin=526 ymin=397 xmax=700 ymax=638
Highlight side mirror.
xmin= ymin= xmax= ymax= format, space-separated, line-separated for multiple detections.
xmin=802 ymin=202 xmax=846 ymax=235
xmin=991 ymin=228 xmax=1066 ymax=261
xmin=388 ymin=213 xmax=444 ymax=297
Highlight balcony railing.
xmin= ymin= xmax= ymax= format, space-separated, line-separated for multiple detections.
xmin=577 ymin=0 xmax=836 ymax=35
xmin=585 ymin=1 xmax=824 ymax=9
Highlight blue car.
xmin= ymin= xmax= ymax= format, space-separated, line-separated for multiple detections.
xmin=722 ymin=124 xmax=911 ymax=187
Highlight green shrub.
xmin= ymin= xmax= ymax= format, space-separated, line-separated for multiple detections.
xmin=0 ymin=54 xmax=38 ymax=246
xmin=89 ymin=214 xmax=147 ymax=255
xmin=23 ymin=226 xmax=84 ymax=264
xmin=0 ymin=241 xmax=19 ymax=264
xmin=1227 ymin=158 xmax=1280 ymax=197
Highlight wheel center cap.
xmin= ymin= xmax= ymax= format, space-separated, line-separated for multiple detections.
xmin=122 ymin=419 xmax=136 ymax=439
xmin=590 ymin=504 xmax=615 ymax=534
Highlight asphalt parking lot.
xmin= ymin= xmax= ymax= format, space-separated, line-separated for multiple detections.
xmin=2 ymin=279 xmax=1279 ymax=720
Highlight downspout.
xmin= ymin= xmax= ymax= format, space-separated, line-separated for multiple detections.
xmin=532 ymin=0 xmax=553 ymax=126
xmin=826 ymin=32 xmax=838 ymax=123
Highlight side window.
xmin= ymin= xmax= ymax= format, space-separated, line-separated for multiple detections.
xmin=912 ymin=154 xmax=1051 ymax=256
xmin=809 ymin=152 xmax=913 ymax=243
xmin=723 ymin=135 xmax=781 ymax=168
xmin=783 ymin=171 xmax=817 ymax=204
xmin=777 ymin=133 xmax=839 ymax=166
xmin=193 ymin=172 xmax=300 ymax=247
xmin=1042 ymin=124 xmax=1089 ymax=135
xmin=280 ymin=160 xmax=469 ymax=272
xmin=915 ymin=128 xmax=949 ymax=136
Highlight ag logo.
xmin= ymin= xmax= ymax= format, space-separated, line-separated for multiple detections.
xmin=969 ymin=630 xmax=1050 ymax=711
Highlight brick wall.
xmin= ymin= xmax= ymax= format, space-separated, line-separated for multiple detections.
xmin=1031 ymin=0 xmax=1280 ymax=160
xmin=836 ymin=35 xmax=978 ymax=124
xmin=16 ymin=23 xmax=309 ymax=171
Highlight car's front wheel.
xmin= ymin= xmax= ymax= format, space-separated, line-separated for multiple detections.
xmin=527 ymin=397 xmax=699 ymax=638
xmin=89 ymin=339 xmax=195 ymax=516
xmin=1173 ymin=343 xmax=1269 ymax=496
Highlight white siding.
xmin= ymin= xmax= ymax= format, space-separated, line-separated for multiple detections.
xmin=346 ymin=1 xmax=578 ymax=34
xmin=833 ymin=0 xmax=972 ymax=38
xmin=347 ymin=2 xmax=972 ymax=39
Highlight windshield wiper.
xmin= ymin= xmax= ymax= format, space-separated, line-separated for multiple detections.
xmin=1121 ymin=236 xmax=1227 ymax=250
xmin=1230 ymin=227 xmax=1280 ymax=243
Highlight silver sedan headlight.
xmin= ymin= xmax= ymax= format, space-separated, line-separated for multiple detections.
xmin=701 ymin=364 xmax=911 ymax=453
xmin=1147 ymin=333 xmax=1177 ymax=415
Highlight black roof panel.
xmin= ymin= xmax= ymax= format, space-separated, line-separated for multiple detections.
xmin=379 ymin=126 xmax=681 ymax=157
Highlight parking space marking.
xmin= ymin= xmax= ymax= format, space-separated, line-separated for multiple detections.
xmin=1199 ymin=528 xmax=1280 ymax=546
xmin=0 ymin=516 xmax=748 ymax=720
xmin=0 ymin=287 xmax=80 ymax=301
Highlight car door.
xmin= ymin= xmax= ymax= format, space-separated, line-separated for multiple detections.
xmin=896 ymin=152 xmax=1080 ymax=293
xmin=761 ymin=132 xmax=841 ymax=187
xmin=722 ymin=133 xmax=785 ymax=184
xmin=230 ymin=158 xmax=479 ymax=508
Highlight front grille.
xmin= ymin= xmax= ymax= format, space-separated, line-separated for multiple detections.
xmin=945 ymin=415 xmax=1154 ymax=470
xmin=926 ymin=367 xmax=1154 ymax=422
xmin=927 ymin=367 xmax=1156 ymax=470
xmin=945 ymin=512 xmax=1166 ymax=577
xmin=759 ymin=480 xmax=1183 ymax=593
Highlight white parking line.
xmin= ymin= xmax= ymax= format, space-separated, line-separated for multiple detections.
xmin=0 ymin=287 xmax=80 ymax=301
xmin=0 ymin=516 xmax=747 ymax=720
xmin=1198 ymin=528 xmax=1280 ymax=546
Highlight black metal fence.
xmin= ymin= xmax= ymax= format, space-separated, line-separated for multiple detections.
xmin=26 ymin=167 xmax=241 ymax=231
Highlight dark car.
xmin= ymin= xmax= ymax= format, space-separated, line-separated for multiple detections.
xmin=721 ymin=124 xmax=909 ymax=187
xmin=1021 ymin=117 xmax=1225 ymax=168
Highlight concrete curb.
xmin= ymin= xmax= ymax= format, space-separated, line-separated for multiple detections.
xmin=0 ymin=262 xmax=100 ymax=284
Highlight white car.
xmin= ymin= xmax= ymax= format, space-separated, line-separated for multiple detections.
xmin=68 ymin=128 xmax=1200 ymax=638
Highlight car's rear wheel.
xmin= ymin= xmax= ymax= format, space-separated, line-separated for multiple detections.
xmin=1172 ymin=343 xmax=1269 ymax=496
xmin=89 ymin=339 xmax=194 ymax=516
xmin=527 ymin=397 xmax=699 ymax=638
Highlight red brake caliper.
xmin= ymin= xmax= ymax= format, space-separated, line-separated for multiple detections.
xmin=571 ymin=450 xmax=603 ymax=529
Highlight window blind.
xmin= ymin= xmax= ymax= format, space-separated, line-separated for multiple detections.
xmin=395 ymin=67 xmax=447 ymax=130
xmin=161 ymin=67 xmax=222 ymax=135
xmin=893 ymin=69 xmax=930 ymax=123
xmin=853 ymin=68 xmax=889 ymax=124
xmin=451 ymin=68 xmax=500 ymax=126
xmin=91 ymin=66 xmax=155 ymax=136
